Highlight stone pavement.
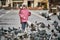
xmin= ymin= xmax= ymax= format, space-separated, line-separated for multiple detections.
xmin=0 ymin=9 xmax=60 ymax=31
xmin=0 ymin=9 xmax=60 ymax=40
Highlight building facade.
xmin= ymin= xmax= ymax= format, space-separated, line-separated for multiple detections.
xmin=23 ymin=0 xmax=49 ymax=10
xmin=0 ymin=0 xmax=49 ymax=10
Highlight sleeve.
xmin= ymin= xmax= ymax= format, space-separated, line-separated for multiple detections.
xmin=19 ymin=9 xmax=25 ymax=19
xmin=28 ymin=12 xmax=31 ymax=16
xmin=19 ymin=9 xmax=23 ymax=17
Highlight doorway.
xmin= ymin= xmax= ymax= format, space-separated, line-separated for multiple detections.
xmin=28 ymin=1 xmax=34 ymax=7
xmin=28 ymin=1 xmax=31 ymax=7
xmin=13 ymin=2 xmax=22 ymax=8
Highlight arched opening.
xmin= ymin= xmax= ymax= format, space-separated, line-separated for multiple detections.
xmin=1 ymin=0 xmax=6 ymax=5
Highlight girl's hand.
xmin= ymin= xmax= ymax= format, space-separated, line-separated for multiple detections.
xmin=29 ymin=12 xmax=31 ymax=16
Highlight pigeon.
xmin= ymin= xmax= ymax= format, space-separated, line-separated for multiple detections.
xmin=47 ymin=16 xmax=51 ymax=20
xmin=57 ymin=14 xmax=60 ymax=20
xmin=52 ymin=21 xmax=58 ymax=28
xmin=30 ymin=23 xmax=36 ymax=31
xmin=40 ymin=23 xmax=45 ymax=28
xmin=47 ymin=24 xmax=50 ymax=29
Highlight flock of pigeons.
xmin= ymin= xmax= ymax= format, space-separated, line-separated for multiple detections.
xmin=0 ymin=13 xmax=60 ymax=40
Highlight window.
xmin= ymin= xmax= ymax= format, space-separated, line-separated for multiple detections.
xmin=1 ymin=0 xmax=6 ymax=5
xmin=37 ymin=2 xmax=41 ymax=7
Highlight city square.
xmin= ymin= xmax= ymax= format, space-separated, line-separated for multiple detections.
xmin=0 ymin=0 xmax=60 ymax=40
xmin=0 ymin=9 xmax=60 ymax=40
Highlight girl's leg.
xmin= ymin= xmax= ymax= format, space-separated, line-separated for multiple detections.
xmin=21 ymin=22 xmax=27 ymax=31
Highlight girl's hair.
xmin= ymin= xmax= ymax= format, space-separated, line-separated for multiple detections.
xmin=22 ymin=5 xmax=27 ymax=8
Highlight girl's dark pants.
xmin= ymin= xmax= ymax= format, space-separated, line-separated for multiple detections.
xmin=21 ymin=22 xmax=27 ymax=30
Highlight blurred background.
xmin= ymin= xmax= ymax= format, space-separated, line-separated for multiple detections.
xmin=0 ymin=0 xmax=60 ymax=12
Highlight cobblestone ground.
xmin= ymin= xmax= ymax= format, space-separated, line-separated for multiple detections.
xmin=0 ymin=9 xmax=60 ymax=40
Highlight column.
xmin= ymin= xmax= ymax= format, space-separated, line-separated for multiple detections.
xmin=47 ymin=0 xmax=49 ymax=10
xmin=34 ymin=0 xmax=38 ymax=7
xmin=5 ymin=0 xmax=9 ymax=6
xmin=23 ymin=0 xmax=28 ymax=6
xmin=0 ymin=1 xmax=1 ymax=7
xmin=31 ymin=2 xmax=34 ymax=7
xmin=11 ymin=0 xmax=13 ymax=7
xmin=17 ymin=4 xmax=19 ymax=8
xmin=8 ymin=0 xmax=9 ymax=3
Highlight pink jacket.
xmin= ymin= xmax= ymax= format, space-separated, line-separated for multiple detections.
xmin=19 ymin=9 xmax=31 ymax=22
